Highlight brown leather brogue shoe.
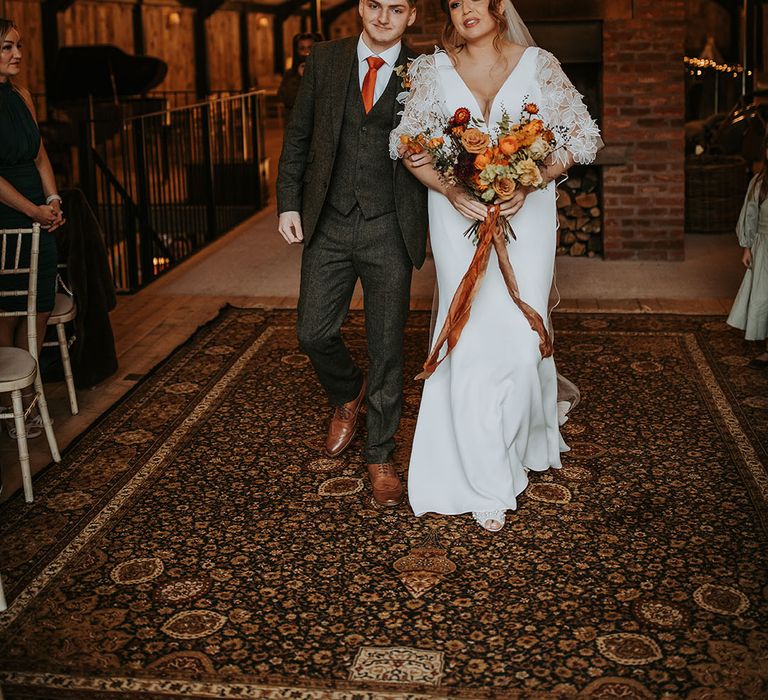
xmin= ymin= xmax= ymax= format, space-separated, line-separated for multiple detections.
xmin=324 ymin=379 xmax=366 ymax=457
xmin=367 ymin=463 xmax=404 ymax=507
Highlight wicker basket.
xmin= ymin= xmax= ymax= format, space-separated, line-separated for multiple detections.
xmin=685 ymin=155 xmax=749 ymax=233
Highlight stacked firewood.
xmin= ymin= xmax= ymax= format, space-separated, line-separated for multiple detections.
xmin=556 ymin=166 xmax=602 ymax=257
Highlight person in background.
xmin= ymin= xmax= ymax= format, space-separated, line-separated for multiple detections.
xmin=0 ymin=18 xmax=64 ymax=437
xmin=278 ymin=32 xmax=323 ymax=123
xmin=728 ymin=133 xmax=768 ymax=368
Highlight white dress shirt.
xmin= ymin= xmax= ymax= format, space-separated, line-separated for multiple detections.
xmin=357 ymin=36 xmax=402 ymax=108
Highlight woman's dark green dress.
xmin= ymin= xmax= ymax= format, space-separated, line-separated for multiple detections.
xmin=0 ymin=80 xmax=56 ymax=312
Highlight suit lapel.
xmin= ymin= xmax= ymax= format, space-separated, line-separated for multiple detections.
xmin=331 ymin=38 xmax=358 ymax=146
xmin=391 ymin=43 xmax=410 ymax=128
xmin=391 ymin=43 xmax=410 ymax=173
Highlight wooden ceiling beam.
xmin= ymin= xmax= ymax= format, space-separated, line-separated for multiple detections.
xmin=197 ymin=0 xmax=229 ymax=20
xmin=229 ymin=0 xmax=314 ymax=18
xmin=45 ymin=0 xmax=75 ymax=12
xmin=232 ymin=0 xmax=353 ymax=20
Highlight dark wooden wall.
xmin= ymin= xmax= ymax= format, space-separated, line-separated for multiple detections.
xmin=143 ymin=4 xmax=196 ymax=93
xmin=58 ymin=0 xmax=134 ymax=51
xmin=0 ymin=0 xmax=326 ymax=100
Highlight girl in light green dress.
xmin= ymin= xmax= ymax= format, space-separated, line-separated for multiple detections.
xmin=727 ymin=135 xmax=768 ymax=367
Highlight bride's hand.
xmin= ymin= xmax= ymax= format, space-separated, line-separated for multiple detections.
xmin=406 ymin=151 xmax=432 ymax=168
xmin=446 ymin=185 xmax=487 ymax=221
xmin=397 ymin=143 xmax=432 ymax=169
xmin=497 ymin=186 xmax=531 ymax=218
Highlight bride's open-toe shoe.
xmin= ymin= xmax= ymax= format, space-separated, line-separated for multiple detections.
xmin=473 ymin=510 xmax=506 ymax=532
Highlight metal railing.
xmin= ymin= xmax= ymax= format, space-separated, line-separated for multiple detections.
xmin=149 ymin=90 xmax=245 ymax=111
xmin=79 ymin=91 xmax=269 ymax=292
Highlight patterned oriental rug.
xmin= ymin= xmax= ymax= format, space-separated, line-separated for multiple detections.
xmin=0 ymin=307 xmax=766 ymax=700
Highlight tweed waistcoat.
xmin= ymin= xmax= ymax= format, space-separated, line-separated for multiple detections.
xmin=325 ymin=58 xmax=398 ymax=219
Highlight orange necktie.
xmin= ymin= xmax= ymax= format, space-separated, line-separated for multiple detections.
xmin=362 ymin=56 xmax=386 ymax=113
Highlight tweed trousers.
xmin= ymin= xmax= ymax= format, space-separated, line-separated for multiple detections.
xmin=297 ymin=204 xmax=412 ymax=464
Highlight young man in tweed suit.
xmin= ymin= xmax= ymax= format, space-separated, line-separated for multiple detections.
xmin=277 ymin=0 xmax=428 ymax=507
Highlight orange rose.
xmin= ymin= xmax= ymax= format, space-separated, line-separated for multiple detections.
xmin=492 ymin=147 xmax=510 ymax=165
xmin=451 ymin=125 xmax=466 ymax=137
xmin=499 ymin=135 xmax=521 ymax=156
xmin=516 ymin=124 xmax=539 ymax=147
xmin=494 ymin=177 xmax=517 ymax=201
xmin=399 ymin=134 xmax=424 ymax=154
xmin=461 ymin=128 xmax=490 ymax=154
xmin=518 ymin=133 xmax=536 ymax=148
xmin=527 ymin=119 xmax=544 ymax=134
xmin=427 ymin=137 xmax=445 ymax=149
xmin=474 ymin=148 xmax=494 ymax=170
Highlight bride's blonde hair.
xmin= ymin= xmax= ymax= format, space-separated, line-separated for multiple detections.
xmin=440 ymin=0 xmax=508 ymax=56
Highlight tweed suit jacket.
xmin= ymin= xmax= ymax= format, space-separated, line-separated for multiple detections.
xmin=277 ymin=36 xmax=429 ymax=269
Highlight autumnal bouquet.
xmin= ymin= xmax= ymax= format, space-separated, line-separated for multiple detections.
xmin=400 ymin=102 xmax=562 ymax=379
xmin=401 ymin=102 xmax=561 ymax=243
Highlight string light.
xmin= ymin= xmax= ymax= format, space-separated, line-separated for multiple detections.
xmin=684 ymin=56 xmax=745 ymax=74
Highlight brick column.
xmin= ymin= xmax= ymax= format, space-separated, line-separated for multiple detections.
xmin=408 ymin=0 xmax=687 ymax=261
xmin=602 ymin=0 xmax=686 ymax=260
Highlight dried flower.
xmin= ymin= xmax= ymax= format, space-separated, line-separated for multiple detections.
xmin=394 ymin=61 xmax=413 ymax=91
xmin=454 ymin=150 xmax=475 ymax=181
xmin=452 ymin=107 xmax=471 ymax=126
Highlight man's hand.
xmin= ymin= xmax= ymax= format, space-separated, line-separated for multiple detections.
xmin=742 ymin=247 xmax=753 ymax=269
xmin=278 ymin=211 xmax=304 ymax=244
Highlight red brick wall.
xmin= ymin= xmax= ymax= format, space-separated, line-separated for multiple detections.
xmin=602 ymin=0 xmax=686 ymax=260
xmin=408 ymin=0 xmax=687 ymax=261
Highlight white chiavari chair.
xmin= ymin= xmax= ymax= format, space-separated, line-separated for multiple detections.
xmin=0 ymin=225 xmax=61 ymax=502
xmin=44 ymin=265 xmax=78 ymax=415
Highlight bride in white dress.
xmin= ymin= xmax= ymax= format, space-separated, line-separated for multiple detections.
xmin=390 ymin=0 xmax=602 ymax=531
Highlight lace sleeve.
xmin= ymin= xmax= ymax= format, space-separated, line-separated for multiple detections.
xmin=536 ymin=49 xmax=603 ymax=167
xmin=389 ymin=52 xmax=445 ymax=160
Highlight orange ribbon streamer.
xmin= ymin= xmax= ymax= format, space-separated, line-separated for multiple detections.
xmin=416 ymin=207 xmax=554 ymax=381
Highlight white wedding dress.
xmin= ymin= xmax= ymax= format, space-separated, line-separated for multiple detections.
xmin=390 ymin=47 xmax=602 ymax=520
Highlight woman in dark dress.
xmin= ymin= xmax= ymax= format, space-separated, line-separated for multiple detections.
xmin=0 ymin=19 xmax=64 ymax=435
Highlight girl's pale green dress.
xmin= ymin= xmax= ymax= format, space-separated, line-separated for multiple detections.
xmin=728 ymin=174 xmax=768 ymax=340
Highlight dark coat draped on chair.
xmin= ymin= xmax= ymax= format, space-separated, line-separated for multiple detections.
xmin=46 ymin=188 xmax=118 ymax=388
